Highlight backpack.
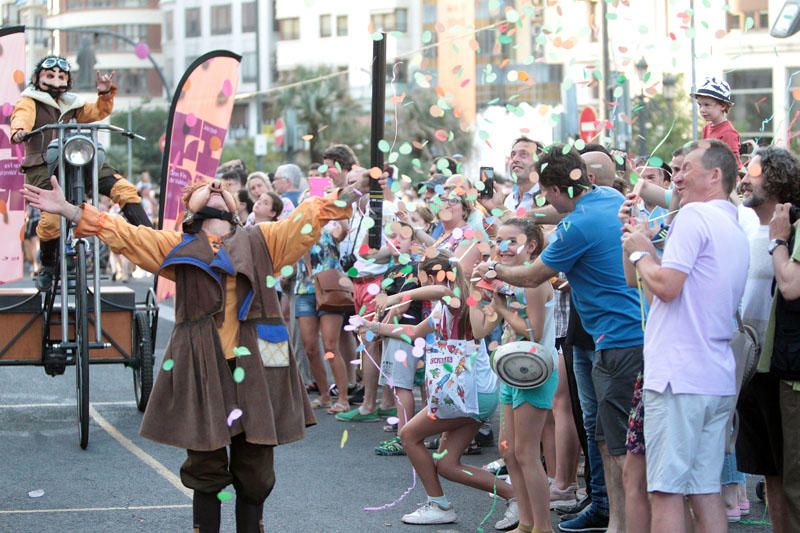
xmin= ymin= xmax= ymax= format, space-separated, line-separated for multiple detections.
xmin=726 ymin=312 xmax=760 ymax=453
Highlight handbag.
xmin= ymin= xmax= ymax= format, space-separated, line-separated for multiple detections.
xmin=426 ymin=338 xmax=480 ymax=419
xmin=303 ymin=252 xmax=355 ymax=314
xmin=726 ymin=311 xmax=761 ymax=453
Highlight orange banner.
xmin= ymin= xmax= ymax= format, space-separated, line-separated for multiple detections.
xmin=0 ymin=27 xmax=27 ymax=284
xmin=156 ymin=51 xmax=241 ymax=300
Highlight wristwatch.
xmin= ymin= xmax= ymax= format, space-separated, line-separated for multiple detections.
xmin=628 ymin=251 xmax=651 ymax=266
xmin=485 ymin=260 xmax=499 ymax=279
xmin=768 ymin=239 xmax=789 ymax=255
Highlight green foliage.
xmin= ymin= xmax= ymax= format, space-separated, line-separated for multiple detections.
xmin=632 ymin=77 xmax=693 ymax=162
xmin=220 ymin=137 xmax=287 ymax=175
xmin=270 ymin=66 xmax=370 ymax=165
xmin=107 ymin=103 xmax=168 ymax=184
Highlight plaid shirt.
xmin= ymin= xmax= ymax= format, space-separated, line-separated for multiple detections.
xmin=554 ymin=274 xmax=570 ymax=339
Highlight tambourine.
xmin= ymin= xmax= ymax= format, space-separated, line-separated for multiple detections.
xmin=492 ymin=340 xmax=554 ymax=390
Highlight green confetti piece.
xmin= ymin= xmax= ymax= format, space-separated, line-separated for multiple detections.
xmin=639 ymin=25 xmax=648 ymax=34
xmin=647 ymin=156 xmax=663 ymax=167
xmin=280 ymin=265 xmax=294 ymax=277
xmin=217 ymin=490 xmax=234 ymax=502
xmin=362 ymin=217 xmax=375 ymax=229
xmin=422 ymin=30 xmax=432 ymax=43
xmin=629 ymin=171 xmax=639 ymax=185
xmin=398 ymin=142 xmax=412 ymax=155
xmin=443 ymin=363 xmax=454 ymax=373
xmin=593 ymin=69 xmax=603 ymax=81
xmin=613 ymin=86 xmax=624 ymax=99
xmin=644 ymin=71 xmax=651 ymax=83
xmin=400 ymin=333 xmax=412 ymax=345
xmin=371 ymin=32 xmax=384 ymax=41
xmin=744 ymin=16 xmax=754 ymax=31
xmin=574 ymin=139 xmax=586 ymax=151
xmin=505 ymin=9 xmax=519 ymax=23
xmin=266 ymin=276 xmax=276 ymax=288
xmin=432 ymin=449 xmax=448 ymax=460
xmin=568 ymin=186 xmax=574 ymax=198
xmin=463 ymin=469 xmax=474 ymax=476
xmin=347 ymin=266 xmax=359 ymax=277
xmin=535 ymin=195 xmax=547 ymax=207
xmin=387 ymin=151 xmax=399 ymax=164
xmin=498 ymin=34 xmax=513 ymax=45
xmin=380 ymin=277 xmax=394 ymax=289
xmin=377 ymin=139 xmax=391 ymax=153
xmin=233 ymin=346 xmax=251 ymax=357
xmin=398 ymin=253 xmax=411 ymax=265
xmin=334 ymin=200 xmax=347 ymax=208
xmin=614 ymin=154 xmax=625 ymax=166
xmin=318 ymin=164 xmax=328 ymax=173
xmin=411 ymin=158 xmax=421 ymax=168
xmin=162 ymin=359 xmax=174 ymax=371
xmin=561 ymin=144 xmax=572 ymax=155
xmin=616 ymin=73 xmax=627 ymax=84
xmin=300 ymin=223 xmax=313 ymax=235
xmin=606 ymin=12 xmax=617 ymax=20
xmin=233 ymin=367 xmax=245 ymax=383
xmin=292 ymin=213 xmax=302 ymax=222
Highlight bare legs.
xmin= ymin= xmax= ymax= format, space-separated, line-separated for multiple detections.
xmin=319 ymin=314 xmax=349 ymax=409
xmin=510 ymin=403 xmax=553 ymax=532
xmin=599 ymin=442 xmax=626 ymax=533
xmin=298 ymin=313 xmax=349 ymax=407
xmin=622 ymin=452 xmax=650 ymax=532
xmin=553 ymin=352 xmax=580 ymax=490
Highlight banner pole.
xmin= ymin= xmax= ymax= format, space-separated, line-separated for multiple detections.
xmin=368 ymin=34 xmax=386 ymax=250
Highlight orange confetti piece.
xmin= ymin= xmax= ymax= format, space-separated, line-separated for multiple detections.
xmin=499 ymin=59 xmax=510 ymax=69
xmin=499 ymin=440 xmax=509 ymax=451
xmin=369 ymin=166 xmax=383 ymax=179
xmin=325 ymin=351 xmax=335 ymax=360
xmin=427 ymin=412 xmax=438 ymax=421
xmin=12 ymin=70 xmax=25 ymax=85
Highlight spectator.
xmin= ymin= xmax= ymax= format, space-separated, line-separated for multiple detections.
xmin=273 ymin=164 xmax=304 ymax=208
xmin=621 ymin=139 xmax=749 ymax=533
xmin=504 ymin=137 xmax=543 ymax=212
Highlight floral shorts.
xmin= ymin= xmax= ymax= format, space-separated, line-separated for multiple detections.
xmin=625 ymin=372 xmax=645 ymax=455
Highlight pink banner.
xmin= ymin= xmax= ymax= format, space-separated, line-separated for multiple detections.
xmin=0 ymin=27 xmax=27 ymax=284
xmin=156 ymin=51 xmax=241 ymax=300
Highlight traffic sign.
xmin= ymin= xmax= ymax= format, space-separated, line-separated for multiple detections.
xmin=274 ymin=117 xmax=285 ymax=147
xmin=579 ymin=107 xmax=598 ymax=143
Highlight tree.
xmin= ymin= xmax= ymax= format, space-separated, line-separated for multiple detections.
xmin=106 ymin=103 xmax=168 ymax=184
xmin=270 ymin=66 xmax=370 ymax=165
xmin=631 ymin=76 xmax=693 ymax=163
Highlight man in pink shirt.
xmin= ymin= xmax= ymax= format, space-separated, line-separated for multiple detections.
xmin=621 ymin=139 xmax=749 ymax=533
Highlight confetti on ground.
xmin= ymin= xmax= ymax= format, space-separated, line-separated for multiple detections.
xmin=340 ymin=429 xmax=349 ymax=448
xmin=162 ymin=359 xmax=174 ymax=371
xmin=386 ymin=416 xmax=399 ymax=425
xmin=27 ymin=489 xmax=44 ymax=498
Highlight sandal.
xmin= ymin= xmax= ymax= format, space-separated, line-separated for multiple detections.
xmin=375 ymin=436 xmax=405 ymax=456
xmin=327 ymin=402 xmax=350 ymax=415
xmin=310 ymin=398 xmax=332 ymax=409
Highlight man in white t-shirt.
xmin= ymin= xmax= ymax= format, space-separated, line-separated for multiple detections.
xmin=735 ymin=146 xmax=800 ymax=532
xmin=622 ymin=139 xmax=749 ymax=533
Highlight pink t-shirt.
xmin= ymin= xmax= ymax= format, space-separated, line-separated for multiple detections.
xmin=703 ymin=120 xmax=742 ymax=168
xmin=643 ymin=200 xmax=749 ymax=396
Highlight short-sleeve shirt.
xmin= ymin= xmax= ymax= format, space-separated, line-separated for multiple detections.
xmin=540 ymin=186 xmax=644 ymax=350
xmin=383 ymin=261 xmax=423 ymax=325
xmin=703 ymin=120 xmax=742 ymax=168
xmin=643 ymin=200 xmax=749 ymax=396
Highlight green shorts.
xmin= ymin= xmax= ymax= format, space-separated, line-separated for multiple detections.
xmin=474 ymin=391 xmax=499 ymax=421
xmin=499 ymin=368 xmax=558 ymax=410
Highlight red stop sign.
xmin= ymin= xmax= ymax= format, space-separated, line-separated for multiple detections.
xmin=579 ymin=107 xmax=597 ymax=143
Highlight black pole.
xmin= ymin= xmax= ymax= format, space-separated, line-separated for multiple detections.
xmin=368 ymin=34 xmax=386 ymax=250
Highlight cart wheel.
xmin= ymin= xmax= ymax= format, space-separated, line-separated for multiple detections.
xmin=75 ymin=240 xmax=90 ymax=450
xmin=133 ymin=310 xmax=154 ymax=412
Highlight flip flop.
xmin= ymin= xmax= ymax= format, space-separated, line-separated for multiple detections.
xmin=310 ymin=398 xmax=332 ymax=409
xmin=327 ymin=402 xmax=350 ymax=415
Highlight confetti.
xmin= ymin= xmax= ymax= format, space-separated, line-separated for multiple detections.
xmin=386 ymin=416 xmax=400 ymax=425
xmin=341 ymin=429 xmax=349 ymax=448
xmin=162 ymin=359 xmax=174 ymax=371
xmin=266 ymin=276 xmax=276 ymax=288
xmin=217 ymin=490 xmax=234 ymax=502
xmin=324 ymin=351 xmax=335 ymax=360
xmin=233 ymin=346 xmax=251 ymax=357
xmin=233 ymin=367 xmax=245 ymax=383
xmin=432 ymin=449 xmax=448 ymax=460
xmin=300 ymin=223 xmax=313 ymax=235
xmin=27 ymin=489 xmax=44 ymax=498
xmin=226 ymin=408 xmax=243 ymax=426
xmin=280 ymin=265 xmax=294 ymax=277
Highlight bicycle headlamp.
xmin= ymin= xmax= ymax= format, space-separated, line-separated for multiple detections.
xmin=64 ymin=136 xmax=95 ymax=166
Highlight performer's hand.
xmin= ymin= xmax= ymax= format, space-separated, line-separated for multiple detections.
xmin=11 ymin=130 xmax=28 ymax=144
xmin=96 ymin=71 xmax=116 ymax=94
xmin=22 ymin=176 xmax=72 ymax=217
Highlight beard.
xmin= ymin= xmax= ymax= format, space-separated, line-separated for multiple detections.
xmin=743 ymin=191 xmax=766 ymax=208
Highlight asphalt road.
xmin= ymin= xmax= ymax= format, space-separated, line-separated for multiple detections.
xmin=0 ymin=277 xmax=774 ymax=532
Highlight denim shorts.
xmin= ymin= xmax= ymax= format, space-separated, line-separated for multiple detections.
xmin=294 ymin=293 xmax=336 ymax=318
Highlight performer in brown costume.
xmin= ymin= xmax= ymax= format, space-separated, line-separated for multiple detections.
xmin=23 ymin=174 xmax=372 ymax=532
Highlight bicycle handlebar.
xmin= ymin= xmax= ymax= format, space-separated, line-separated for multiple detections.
xmin=22 ymin=122 xmax=146 ymax=142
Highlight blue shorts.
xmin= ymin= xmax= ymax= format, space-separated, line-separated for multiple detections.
xmin=294 ymin=293 xmax=336 ymax=318
xmin=499 ymin=368 xmax=558 ymax=410
xmin=474 ymin=391 xmax=499 ymax=421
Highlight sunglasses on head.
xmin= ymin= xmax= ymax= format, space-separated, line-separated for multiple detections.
xmin=40 ymin=57 xmax=70 ymax=72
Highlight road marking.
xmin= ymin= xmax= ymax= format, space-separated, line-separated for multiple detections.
xmin=0 ymin=401 xmax=136 ymax=409
xmin=89 ymin=405 xmax=192 ymax=499
xmin=0 ymin=504 xmax=191 ymax=515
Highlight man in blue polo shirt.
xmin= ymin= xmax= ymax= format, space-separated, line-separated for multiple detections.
xmin=476 ymin=144 xmax=643 ymax=533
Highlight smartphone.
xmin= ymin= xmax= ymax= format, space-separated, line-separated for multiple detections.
xmin=309 ymin=177 xmax=332 ymax=197
xmin=479 ymin=166 xmax=494 ymax=198
xmin=383 ymin=164 xmax=395 ymax=178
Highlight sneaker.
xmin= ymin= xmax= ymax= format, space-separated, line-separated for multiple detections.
xmin=482 ymin=458 xmax=505 ymax=474
xmin=558 ymin=507 xmax=609 ymax=532
xmin=374 ymin=436 xmax=405 ymax=456
xmin=377 ymin=406 xmax=397 ymax=417
xmin=35 ymin=266 xmax=56 ymax=292
xmin=494 ymin=499 xmax=519 ymax=531
xmin=348 ymin=385 xmax=365 ymax=404
xmin=401 ymin=501 xmax=457 ymax=525
xmin=550 ymin=484 xmax=579 ymax=511
xmin=487 ymin=474 xmax=511 ymax=499
xmin=475 ymin=423 xmax=494 ymax=447
xmin=726 ymin=507 xmax=741 ymax=523
xmin=557 ymin=493 xmax=591 ymax=516
xmin=334 ymin=407 xmax=380 ymax=423
xmin=739 ymin=498 xmax=750 ymax=516
xmin=425 ymin=436 xmax=441 ymax=450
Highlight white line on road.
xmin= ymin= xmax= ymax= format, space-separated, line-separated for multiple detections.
xmin=0 ymin=401 xmax=136 ymax=409
xmin=0 ymin=504 xmax=191 ymax=515
xmin=88 ymin=405 xmax=192 ymax=499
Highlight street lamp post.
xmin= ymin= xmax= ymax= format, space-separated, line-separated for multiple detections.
xmin=635 ymin=57 xmax=648 ymax=157
xmin=663 ymin=73 xmax=678 ymax=113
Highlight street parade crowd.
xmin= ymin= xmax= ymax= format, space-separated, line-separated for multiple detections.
xmin=11 ymin=55 xmax=800 ymax=533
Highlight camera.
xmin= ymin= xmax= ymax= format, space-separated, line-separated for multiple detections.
xmin=790 ymin=205 xmax=800 ymax=225
xmin=340 ymin=253 xmax=357 ymax=272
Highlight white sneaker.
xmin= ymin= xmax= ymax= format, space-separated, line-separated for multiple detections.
xmin=487 ymin=474 xmax=511 ymax=498
xmin=494 ymin=499 xmax=519 ymax=531
xmin=401 ymin=501 xmax=457 ymax=525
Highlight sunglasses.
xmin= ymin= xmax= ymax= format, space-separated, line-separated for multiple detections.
xmin=41 ymin=57 xmax=70 ymax=72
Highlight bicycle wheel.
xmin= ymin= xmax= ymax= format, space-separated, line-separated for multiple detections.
xmin=132 ymin=310 xmax=154 ymax=412
xmin=75 ymin=239 xmax=90 ymax=449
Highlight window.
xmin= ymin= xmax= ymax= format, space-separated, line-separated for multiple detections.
xmin=116 ymin=68 xmax=148 ymax=95
xmin=336 ymin=15 xmax=348 ymax=36
xmin=242 ymin=2 xmax=256 ymax=33
xmin=277 ymin=18 xmax=300 ymax=40
xmin=727 ymin=69 xmax=773 ymax=140
xmin=164 ymin=11 xmax=173 ymax=41
xmin=185 ymin=7 xmax=201 ymax=38
xmin=726 ymin=3 xmax=770 ymax=32
xmin=320 ymin=14 xmax=331 ymax=37
xmin=211 ymin=5 xmax=231 ymax=35
xmin=371 ymin=8 xmax=408 ymax=33
xmin=64 ymin=25 xmax=151 ymax=53
xmin=241 ymin=52 xmax=257 ymax=83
